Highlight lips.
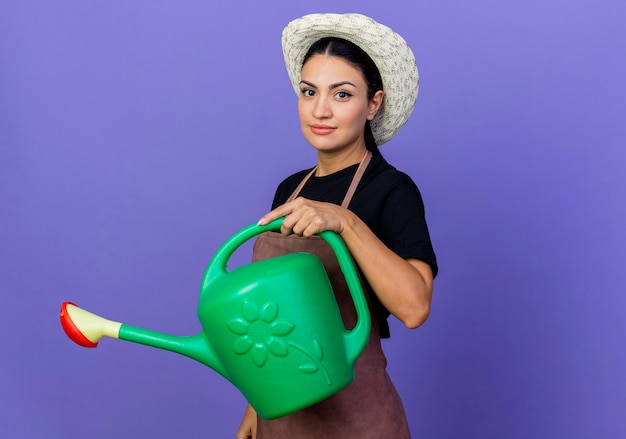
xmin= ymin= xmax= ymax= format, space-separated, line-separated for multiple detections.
xmin=310 ymin=124 xmax=337 ymax=135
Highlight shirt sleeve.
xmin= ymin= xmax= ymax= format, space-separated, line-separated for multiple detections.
xmin=377 ymin=178 xmax=438 ymax=278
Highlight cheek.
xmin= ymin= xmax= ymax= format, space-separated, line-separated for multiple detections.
xmin=341 ymin=105 xmax=369 ymax=127
xmin=297 ymin=99 xmax=307 ymax=121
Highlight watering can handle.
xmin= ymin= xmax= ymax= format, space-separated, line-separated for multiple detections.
xmin=202 ymin=218 xmax=370 ymax=365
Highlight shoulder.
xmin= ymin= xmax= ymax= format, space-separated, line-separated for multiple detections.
xmin=349 ymin=156 xmax=427 ymax=227
xmin=366 ymin=156 xmax=415 ymax=182
xmin=359 ymin=156 xmax=422 ymax=199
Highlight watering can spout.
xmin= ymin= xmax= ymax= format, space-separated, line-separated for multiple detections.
xmin=60 ymin=302 xmax=227 ymax=377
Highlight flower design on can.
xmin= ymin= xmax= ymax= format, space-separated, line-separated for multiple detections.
xmin=226 ymin=299 xmax=295 ymax=367
xmin=226 ymin=299 xmax=332 ymax=384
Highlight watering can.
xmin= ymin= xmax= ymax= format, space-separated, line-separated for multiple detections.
xmin=60 ymin=218 xmax=371 ymax=420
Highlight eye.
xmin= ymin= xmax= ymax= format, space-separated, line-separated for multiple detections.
xmin=335 ymin=91 xmax=352 ymax=99
xmin=300 ymin=88 xmax=315 ymax=97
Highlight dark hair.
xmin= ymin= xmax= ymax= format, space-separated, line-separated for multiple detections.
xmin=303 ymin=37 xmax=384 ymax=156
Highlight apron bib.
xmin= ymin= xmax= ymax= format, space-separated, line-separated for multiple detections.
xmin=252 ymin=152 xmax=411 ymax=438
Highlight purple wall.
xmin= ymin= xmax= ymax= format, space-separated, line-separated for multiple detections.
xmin=2 ymin=0 xmax=624 ymax=437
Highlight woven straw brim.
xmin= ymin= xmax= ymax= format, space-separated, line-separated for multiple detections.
xmin=281 ymin=13 xmax=418 ymax=146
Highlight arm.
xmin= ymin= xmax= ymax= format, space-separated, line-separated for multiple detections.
xmin=257 ymin=197 xmax=433 ymax=329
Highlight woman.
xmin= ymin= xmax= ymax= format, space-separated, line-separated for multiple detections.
xmin=236 ymin=13 xmax=438 ymax=439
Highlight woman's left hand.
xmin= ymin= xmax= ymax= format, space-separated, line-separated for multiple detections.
xmin=257 ymin=197 xmax=348 ymax=237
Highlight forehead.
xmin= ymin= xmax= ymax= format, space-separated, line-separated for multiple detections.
xmin=301 ymin=55 xmax=366 ymax=84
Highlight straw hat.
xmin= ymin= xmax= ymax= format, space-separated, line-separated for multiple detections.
xmin=281 ymin=13 xmax=419 ymax=146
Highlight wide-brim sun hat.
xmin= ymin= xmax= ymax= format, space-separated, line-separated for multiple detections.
xmin=282 ymin=13 xmax=419 ymax=146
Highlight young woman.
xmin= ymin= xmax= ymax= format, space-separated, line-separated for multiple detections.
xmin=236 ymin=13 xmax=438 ymax=439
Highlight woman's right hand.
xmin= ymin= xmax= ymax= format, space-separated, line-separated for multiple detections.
xmin=235 ymin=404 xmax=257 ymax=439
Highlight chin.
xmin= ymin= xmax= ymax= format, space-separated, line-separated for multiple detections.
xmin=305 ymin=136 xmax=346 ymax=152
xmin=305 ymin=139 xmax=334 ymax=152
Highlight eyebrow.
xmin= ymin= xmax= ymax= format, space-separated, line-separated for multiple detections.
xmin=299 ymin=80 xmax=358 ymax=89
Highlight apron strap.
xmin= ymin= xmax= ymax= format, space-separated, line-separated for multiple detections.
xmin=341 ymin=151 xmax=372 ymax=208
xmin=286 ymin=167 xmax=317 ymax=203
xmin=286 ymin=151 xmax=372 ymax=208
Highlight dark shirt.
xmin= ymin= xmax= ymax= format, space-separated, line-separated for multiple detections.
xmin=271 ymin=155 xmax=437 ymax=337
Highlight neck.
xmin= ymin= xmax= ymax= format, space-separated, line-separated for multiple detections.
xmin=315 ymin=146 xmax=368 ymax=177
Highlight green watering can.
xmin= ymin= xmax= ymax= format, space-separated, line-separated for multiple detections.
xmin=60 ymin=218 xmax=370 ymax=420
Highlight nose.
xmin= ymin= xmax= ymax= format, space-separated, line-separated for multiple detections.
xmin=312 ymin=95 xmax=332 ymax=119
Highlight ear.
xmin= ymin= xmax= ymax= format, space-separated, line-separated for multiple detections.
xmin=367 ymin=90 xmax=384 ymax=120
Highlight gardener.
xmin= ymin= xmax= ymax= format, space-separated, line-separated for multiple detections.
xmin=236 ymin=13 xmax=438 ymax=439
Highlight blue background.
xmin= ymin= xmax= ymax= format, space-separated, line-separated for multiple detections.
xmin=1 ymin=0 xmax=625 ymax=437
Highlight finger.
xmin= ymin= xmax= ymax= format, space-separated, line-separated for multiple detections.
xmin=289 ymin=210 xmax=324 ymax=237
xmin=257 ymin=197 xmax=310 ymax=226
xmin=280 ymin=208 xmax=307 ymax=236
xmin=257 ymin=205 xmax=291 ymax=226
xmin=301 ymin=218 xmax=326 ymax=238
